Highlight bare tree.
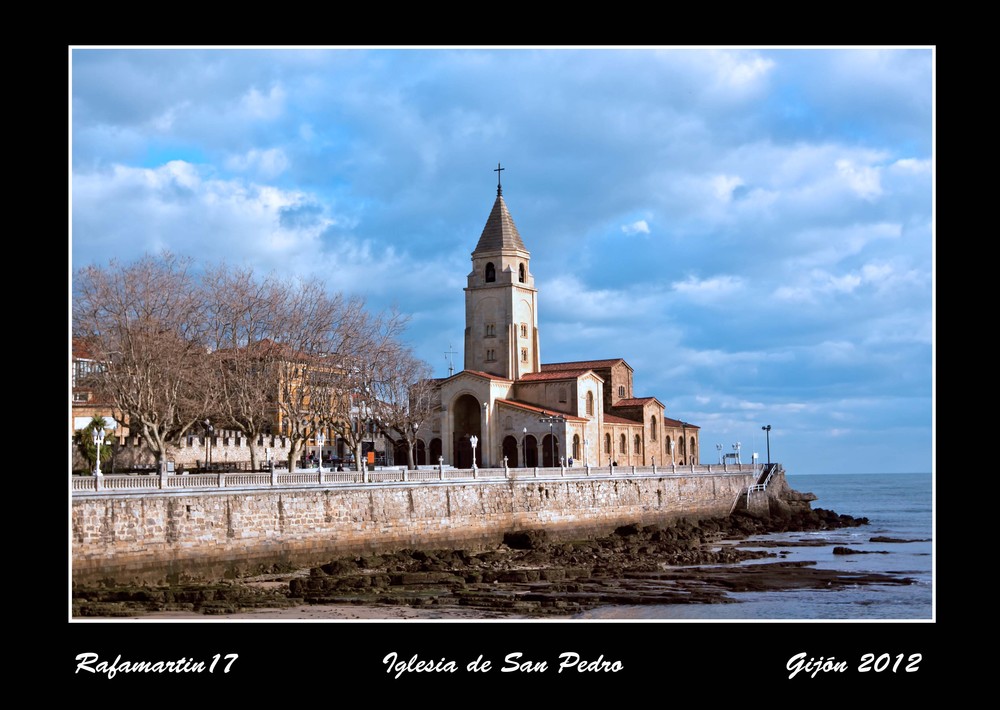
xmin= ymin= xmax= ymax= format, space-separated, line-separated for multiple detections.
xmin=326 ymin=307 xmax=410 ymax=472
xmin=72 ymin=253 xmax=212 ymax=464
xmin=269 ymin=280 xmax=369 ymax=471
xmin=203 ymin=264 xmax=287 ymax=471
xmin=372 ymin=348 xmax=436 ymax=470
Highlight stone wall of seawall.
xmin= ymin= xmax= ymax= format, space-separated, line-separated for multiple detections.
xmin=72 ymin=471 xmax=761 ymax=584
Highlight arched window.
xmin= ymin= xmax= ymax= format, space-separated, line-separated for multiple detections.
xmin=586 ymin=391 xmax=594 ymax=416
xmin=634 ymin=435 xmax=641 ymax=455
xmin=666 ymin=435 xmax=673 ymax=459
xmin=690 ymin=436 xmax=697 ymax=464
xmin=618 ymin=385 xmax=625 ymax=397
xmin=518 ymin=263 xmax=525 ymax=283
xmin=485 ymin=262 xmax=496 ymax=282
xmin=650 ymin=416 xmax=657 ymax=441
xmin=572 ymin=434 xmax=580 ymax=459
xmin=604 ymin=433 xmax=611 ymax=454
xmin=619 ymin=434 xmax=626 ymax=454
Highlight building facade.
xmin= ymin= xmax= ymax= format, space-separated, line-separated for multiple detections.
xmin=423 ymin=181 xmax=700 ymax=469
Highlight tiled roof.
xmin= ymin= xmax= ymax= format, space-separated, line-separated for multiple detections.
xmin=72 ymin=337 xmax=99 ymax=360
xmin=603 ymin=413 xmax=643 ymax=426
xmin=495 ymin=399 xmax=587 ymax=422
xmin=541 ymin=358 xmax=629 ymax=371
xmin=450 ymin=369 xmax=512 ymax=382
xmin=474 ymin=195 xmax=526 ymax=254
xmin=614 ymin=397 xmax=662 ymax=408
xmin=518 ymin=369 xmax=594 ymax=382
xmin=663 ymin=417 xmax=700 ymax=429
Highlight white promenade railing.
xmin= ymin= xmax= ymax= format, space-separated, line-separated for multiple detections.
xmin=72 ymin=462 xmax=764 ymax=496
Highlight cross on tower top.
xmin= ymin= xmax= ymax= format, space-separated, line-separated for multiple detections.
xmin=494 ymin=162 xmax=504 ymax=196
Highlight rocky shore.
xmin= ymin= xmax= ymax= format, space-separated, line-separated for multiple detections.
xmin=72 ymin=505 xmax=918 ymax=619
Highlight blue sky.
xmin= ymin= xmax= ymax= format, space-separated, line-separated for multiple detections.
xmin=70 ymin=47 xmax=934 ymax=476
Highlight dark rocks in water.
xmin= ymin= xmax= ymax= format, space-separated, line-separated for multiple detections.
xmin=832 ymin=546 xmax=889 ymax=555
xmin=74 ymin=500 xmax=891 ymax=618
xmin=870 ymin=536 xmax=930 ymax=543
xmin=504 ymin=529 xmax=549 ymax=549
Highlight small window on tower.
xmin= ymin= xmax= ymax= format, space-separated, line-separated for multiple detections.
xmin=486 ymin=349 xmax=496 ymax=362
xmin=485 ymin=262 xmax=496 ymax=282
xmin=518 ymin=263 xmax=525 ymax=283
xmin=485 ymin=323 xmax=496 ymax=337
xmin=520 ymin=323 xmax=527 ymax=338
xmin=618 ymin=385 xmax=625 ymax=397
xmin=521 ymin=348 xmax=528 ymax=362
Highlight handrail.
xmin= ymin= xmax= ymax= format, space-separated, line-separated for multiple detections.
xmin=71 ymin=462 xmax=769 ymax=496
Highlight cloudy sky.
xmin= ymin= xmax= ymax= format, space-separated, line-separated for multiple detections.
xmin=70 ymin=47 xmax=934 ymax=476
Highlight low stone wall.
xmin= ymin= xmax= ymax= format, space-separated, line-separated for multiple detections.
xmin=72 ymin=471 xmax=763 ymax=584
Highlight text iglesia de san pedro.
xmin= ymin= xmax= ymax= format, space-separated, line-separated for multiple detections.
xmin=422 ymin=166 xmax=700 ymax=470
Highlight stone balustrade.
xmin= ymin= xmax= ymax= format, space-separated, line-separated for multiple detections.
xmin=72 ymin=462 xmax=763 ymax=495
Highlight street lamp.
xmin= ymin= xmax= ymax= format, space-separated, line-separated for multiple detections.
xmin=669 ymin=438 xmax=674 ymax=465
xmin=92 ymin=426 xmax=106 ymax=476
xmin=203 ymin=419 xmax=213 ymax=469
xmin=316 ymin=431 xmax=325 ymax=473
xmin=584 ymin=438 xmax=590 ymax=466
xmin=522 ymin=427 xmax=527 ymax=467
xmin=716 ymin=443 xmax=723 ymax=464
xmin=539 ymin=413 xmax=565 ymax=467
xmin=761 ymin=425 xmax=772 ymax=465
xmin=732 ymin=441 xmax=741 ymax=465
xmin=470 ymin=435 xmax=479 ymax=468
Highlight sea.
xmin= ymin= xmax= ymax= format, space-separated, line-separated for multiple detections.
xmin=573 ymin=472 xmax=934 ymax=621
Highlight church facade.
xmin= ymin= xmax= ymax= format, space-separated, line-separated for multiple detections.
xmin=421 ymin=179 xmax=700 ymax=470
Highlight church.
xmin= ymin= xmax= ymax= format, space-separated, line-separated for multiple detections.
xmin=420 ymin=171 xmax=700 ymax=470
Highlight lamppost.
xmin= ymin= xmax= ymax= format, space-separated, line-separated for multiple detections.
xmin=716 ymin=443 xmax=723 ymax=464
xmin=584 ymin=438 xmax=590 ymax=466
xmin=203 ymin=419 xmax=213 ymax=469
xmin=316 ymin=431 xmax=324 ymax=473
xmin=669 ymin=438 xmax=674 ymax=465
xmin=732 ymin=441 xmax=741 ymax=465
xmin=761 ymin=425 xmax=772 ymax=465
xmin=470 ymin=435 xmax=479 ymax=468
xmin=539 ymin=413 xmax=565 ymax=467
xmin=92 ymin=426 xmax=106 ymax=476
xmin=522 ymin=427 xmax=527 ymax=468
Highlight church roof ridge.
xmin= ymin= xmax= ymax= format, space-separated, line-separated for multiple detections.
xmin=541 ymin=358 xmax=629 ymax=371
xmin=518 ymin=369 xmax=598 ymax=382
xmin=495 ymin=398 xmax=587 ymax=422
xmin=474 ymin=194 xmax=527 ymax=254
xmin=613 ymin=397 xmax=662 ymax=407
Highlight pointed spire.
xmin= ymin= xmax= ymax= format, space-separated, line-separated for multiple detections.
xmin=474 ymin=193 xmax=526 ymax=254
xmin=494 ymin=162 xmax=505 ymax=196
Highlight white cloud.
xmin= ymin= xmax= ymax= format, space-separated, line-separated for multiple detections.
xmin=671 ymin=274 xmax=744 ymax=303
xmin=225 ymin=148 xmax=290 ymax=178
xmin=621 ymin=219 xmax=650 ymax=235
xmin=711 ymin=174 xmax=744 ymax=202
xmin=73 ymin=161 xmax=332 ymax=263
xmin=836 ymin=159 xmax=882 ymax=200
xmin=891 ymin=158 xmax=932 ymax=173
xmin=240 ymin=85 xmax=286 ymax=120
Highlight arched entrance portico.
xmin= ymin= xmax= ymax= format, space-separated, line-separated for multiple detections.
xmin=452 ymin=394 xmax=482 ymax=469
xmin=502 ymin=435 xmax=519 ymax=467
xmin=542 ymin=434 xmax=560 ymax=467
xmin=524 ymin=435 xmax=538 ymax=467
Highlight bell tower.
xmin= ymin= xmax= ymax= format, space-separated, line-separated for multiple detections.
xmin=464 ymin=164 xmax=540 ymax=380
